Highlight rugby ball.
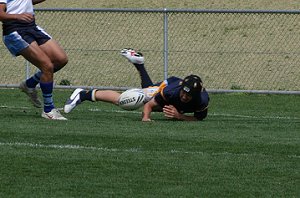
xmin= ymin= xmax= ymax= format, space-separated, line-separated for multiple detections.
xmin=118 ymin=89 xmax=145 ymax=110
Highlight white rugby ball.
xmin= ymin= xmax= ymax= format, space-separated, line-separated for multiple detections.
xmin=118 ymin=89 xmax=145 ymax=110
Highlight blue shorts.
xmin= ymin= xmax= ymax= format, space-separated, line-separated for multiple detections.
xmin=3 ymin=26 xmax=52 ymax=56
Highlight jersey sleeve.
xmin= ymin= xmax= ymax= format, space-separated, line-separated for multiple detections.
xmin=194 ymin=90 xmax=210 ymax=120
xmin=154 ymin=92 xmax=168 ymax=107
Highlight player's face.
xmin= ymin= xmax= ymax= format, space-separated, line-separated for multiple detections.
xmin=180 ymin=90 xmax=192 ymax=103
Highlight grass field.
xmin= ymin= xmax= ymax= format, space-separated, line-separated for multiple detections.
xmin=0 ymin=88 xmax=299 ymax=197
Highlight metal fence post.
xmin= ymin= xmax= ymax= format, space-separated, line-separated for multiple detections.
xmin=25 ymin=60 xmax=30 ymax=80
xmin=163 ymin=8 xmax=169 ymax=80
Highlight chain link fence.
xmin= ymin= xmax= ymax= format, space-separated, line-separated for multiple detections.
xmin=0 ymin=8 xmax=299 ymax=93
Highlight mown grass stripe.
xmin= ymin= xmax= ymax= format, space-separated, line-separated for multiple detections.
xmin=1 ymin=142 xmax=299 ymax=159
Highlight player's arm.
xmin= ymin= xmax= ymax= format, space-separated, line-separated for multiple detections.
xmin=142 ymin=97 xmax=159 ymax=122
xmin=32 ymin=0 xmax=46 ymax=5
xmin=0 ymin=3 xmax=14 ymax=21
xmin=163 ymin=105 xmax=199 ymax=121
xmin=0 ymin=4 xmax=34 ymax=22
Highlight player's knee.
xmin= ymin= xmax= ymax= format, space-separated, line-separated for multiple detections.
xmin=54 ymin=55 xmax=68 ymax=72
xmin=38 ymin=59 xmax=54 ymax=72
xmin=59 ymin=55 xmax=68 ymax=67
xmin=42 ymin=64 xmax=54 ymax=74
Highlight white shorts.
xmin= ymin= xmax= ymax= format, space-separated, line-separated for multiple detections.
xmin=142 ymin=86 xmax=160 ymax=103
xmin=142 ymin=79 xmax=169 ymax=103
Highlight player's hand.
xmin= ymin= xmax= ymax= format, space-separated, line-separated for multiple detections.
xmin=142 ymin=111 xmax=153 ymax=122
xmin=142 ymin=118 xmax=152 ymax=122
xmin=17 ymin=13 xmax=34 ymax=22
xmin=163 ymin=105 xmax=180 ymax=119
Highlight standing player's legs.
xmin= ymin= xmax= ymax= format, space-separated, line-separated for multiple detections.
xmin=21 ymin=36 xmax=68 ymax=97
xmin=19 ymin=41 xmax=66 ymax=120
xmin=20 ymin=27 xmax=67 ymax=107
xmin=19 ymin=39 xmax=68 ymax=109
xmin=120 ymin=48 xmax=153 ymax=88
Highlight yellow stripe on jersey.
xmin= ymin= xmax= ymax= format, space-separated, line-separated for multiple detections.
xmin=159 ymin=80 xmax=168 ymax=101
xmin=143 ymin=80 xmax=168 ymax=102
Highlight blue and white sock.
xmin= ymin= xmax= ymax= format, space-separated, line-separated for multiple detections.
xmin=40 ymin=81 xmax=55 ymax=113
xmin=26 ymin=71 xmax=42 ymax=88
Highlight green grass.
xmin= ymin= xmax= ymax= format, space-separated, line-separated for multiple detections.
xmin=0 ymin=88 xmax=299 ymax=197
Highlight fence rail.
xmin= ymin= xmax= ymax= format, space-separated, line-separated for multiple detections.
xmin=0 ymin=8 xmax=299 ymax=94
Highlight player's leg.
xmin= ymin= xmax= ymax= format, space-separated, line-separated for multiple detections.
xmin=64 ymin=89 xmax=121 ymax=113
xmin=3 ymin=31 xmax=42 ymax=107
xmin=94 ymin=90 xmax=121 ymax=104
xmin=20 ymin=28 xmax=67 ymax=101
xmin=39 ymin=39 xmax=68 ymax=73
xmin=21 ymin=28 xmax=68 ymax=93
xmin=120 ymin=48 xmax=153 ymax=88
xmin=19 ymin=70 xmax=42 ymax=108
xmin=19 ymin=42 xmax=66 ymax=120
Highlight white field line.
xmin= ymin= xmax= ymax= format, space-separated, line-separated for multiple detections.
xmin=1 ymin=105 xmax=299 ymax=120
xmin=209 ymin=112 xmax=300 ymax=120
xmin=0 ymin=142 xmax=299 ymax=159
xmin=0 ymin=105 xmax=63 ymax=111
xmin=0 ymin=105 xmax=31 ymax=110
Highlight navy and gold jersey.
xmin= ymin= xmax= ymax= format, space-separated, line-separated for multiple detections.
xmin=154 ymin=76 xmax=209 ymax=120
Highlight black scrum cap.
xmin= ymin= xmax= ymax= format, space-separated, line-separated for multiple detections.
xmin=181 ymin=75 xmax=203 ymax=95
